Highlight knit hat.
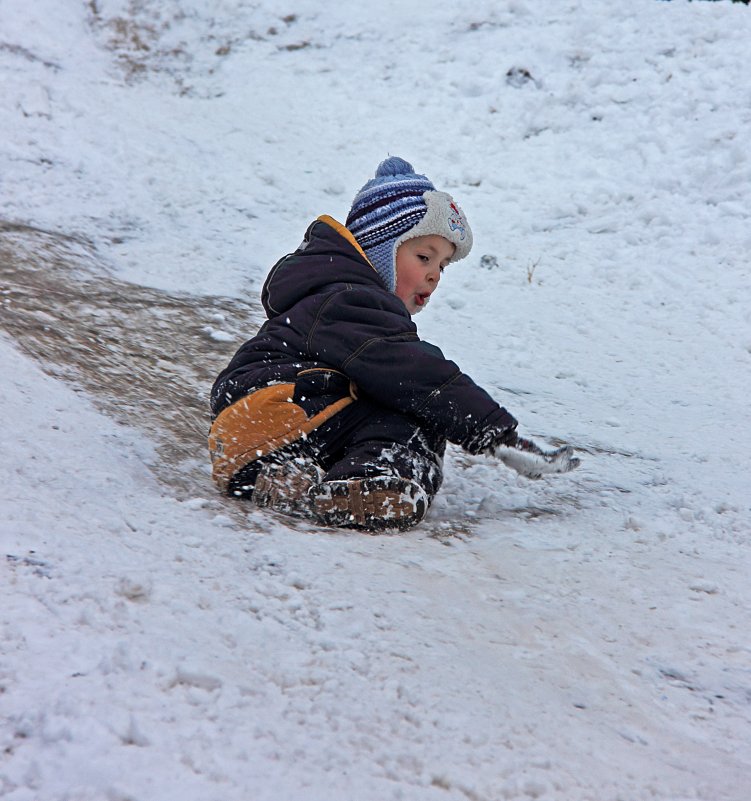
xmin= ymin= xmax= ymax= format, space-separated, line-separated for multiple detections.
xmin=345 ymin=156 xmax=473 ymax=292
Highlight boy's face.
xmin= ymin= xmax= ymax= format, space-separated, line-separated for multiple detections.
xmin=395 ymin=235 xmax=455 ymax=315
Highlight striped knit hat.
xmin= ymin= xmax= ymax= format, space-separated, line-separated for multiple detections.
xmin=345 ymin=156 xmax=473 ymax=292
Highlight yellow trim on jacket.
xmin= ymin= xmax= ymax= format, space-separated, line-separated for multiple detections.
xmin=316 ymin=215 xmax=374 ymax=270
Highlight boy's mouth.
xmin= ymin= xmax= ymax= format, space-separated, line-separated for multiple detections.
xmin=414 ymin=292 xmax=430 ymax=307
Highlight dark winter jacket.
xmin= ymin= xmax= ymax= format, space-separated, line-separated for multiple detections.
xmin=208 ymin=216 xmax=516 ymax=490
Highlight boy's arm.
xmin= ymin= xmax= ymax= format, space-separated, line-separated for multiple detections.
xmin=309 ymin=287 xmax=579 ymax=476
xmin=309 ymin=288 xmax=517 ymax=447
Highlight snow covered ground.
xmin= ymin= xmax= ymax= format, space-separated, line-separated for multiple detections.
xmin=2 ymin=0 xmax=751 ymax=798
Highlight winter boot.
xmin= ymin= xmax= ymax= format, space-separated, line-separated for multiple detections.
xmin=252 ymin=458 xmax=324 ymax=518
xmin=311 ymin=475 xmax=429 ymax=532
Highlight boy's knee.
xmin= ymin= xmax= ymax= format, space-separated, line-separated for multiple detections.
xmin=324 ymin=440 xmax=443 ymax=496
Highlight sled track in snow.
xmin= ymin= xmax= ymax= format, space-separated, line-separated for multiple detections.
xmin=0 ymin=221 xmax=614 ymax=536
xmin=0 ymin=223 xmax=538 ymax=537
xmin=0 ymin=221 xmax=263 ymax=500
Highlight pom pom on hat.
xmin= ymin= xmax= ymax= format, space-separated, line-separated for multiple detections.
xmin=373 ymin=155 xmax=418 ymax=179
xmin=346 ymin=157 xmax=472 ymax=292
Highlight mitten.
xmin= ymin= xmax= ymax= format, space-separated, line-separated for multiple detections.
xmin=492 ymin=436 xmax=580 ymax=479
xmin=462 ymin=422 xmax=518 ymax=455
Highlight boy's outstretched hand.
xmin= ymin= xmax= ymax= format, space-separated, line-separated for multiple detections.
xmin=491 ymin=436 xmax=580 ymax=479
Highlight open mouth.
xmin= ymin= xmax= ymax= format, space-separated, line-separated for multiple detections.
xmin=414 ymin=292 xmax=430 ymax=307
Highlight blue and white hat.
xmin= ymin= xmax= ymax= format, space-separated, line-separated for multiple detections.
xmin=345 ymin=156 xmax=473 ymax=292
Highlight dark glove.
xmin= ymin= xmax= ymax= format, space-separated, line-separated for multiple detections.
xmin=462 ymin=422 xmax=518 ymax=455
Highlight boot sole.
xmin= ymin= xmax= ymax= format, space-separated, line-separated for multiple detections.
xmin=252 ymin=459 xmax=322 ymax=517
xmin=312 ymin=477 xmax=427 ymax=531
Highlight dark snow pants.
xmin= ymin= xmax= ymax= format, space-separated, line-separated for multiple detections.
xmin=227 ymin=370 xmax=445 ymax=501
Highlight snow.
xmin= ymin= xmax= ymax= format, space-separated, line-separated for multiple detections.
xmin=2 ymin=0 xmax=751 ymax=799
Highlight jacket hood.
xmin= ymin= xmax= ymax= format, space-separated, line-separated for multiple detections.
xmin=261 ymin=216 xmax=384 ymax=318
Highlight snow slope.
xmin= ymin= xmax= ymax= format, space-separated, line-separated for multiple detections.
xmin=2 ymin=1 xmax=750 ymax=799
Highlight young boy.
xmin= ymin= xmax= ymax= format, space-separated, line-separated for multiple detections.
xmin=209 ymin=157 xmax=578 ymax=531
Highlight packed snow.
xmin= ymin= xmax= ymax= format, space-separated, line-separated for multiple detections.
xmin=2 ymin=1 xmax=750 ymax=799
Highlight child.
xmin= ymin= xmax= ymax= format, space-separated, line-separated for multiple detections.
xmin=209 ymin=156 xmax=578 ymax=531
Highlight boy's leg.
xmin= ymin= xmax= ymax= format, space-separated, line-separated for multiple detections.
xmin=306 ymin=402 xmax=445 ymax=530
xmin=224 ymin=369 xmax=349 ymax=513
xmin=228 ymin=442 xmax=327 ymax=519
xmin=227 ymin=387 xmax=444 ymax=529
xmin=317 ymin=413 xmax=443 ymax=490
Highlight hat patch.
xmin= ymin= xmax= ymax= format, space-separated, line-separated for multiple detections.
xmin=448 ymin=202 xmax=467 ymax=241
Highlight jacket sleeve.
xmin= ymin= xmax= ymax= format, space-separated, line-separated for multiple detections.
xmin=306 ymin=287 xmax=517 ymax=449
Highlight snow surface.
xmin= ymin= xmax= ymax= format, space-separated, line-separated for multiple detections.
xmin=2 ymin=0 xmax=751 ymax=799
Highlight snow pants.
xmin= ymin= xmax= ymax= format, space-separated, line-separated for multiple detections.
xmin=211 ymin=368 xmax=445 ymax=503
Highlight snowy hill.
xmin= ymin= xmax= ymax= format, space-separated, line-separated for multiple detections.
xmin=2 ymin=1 xmax=750 ymax=798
